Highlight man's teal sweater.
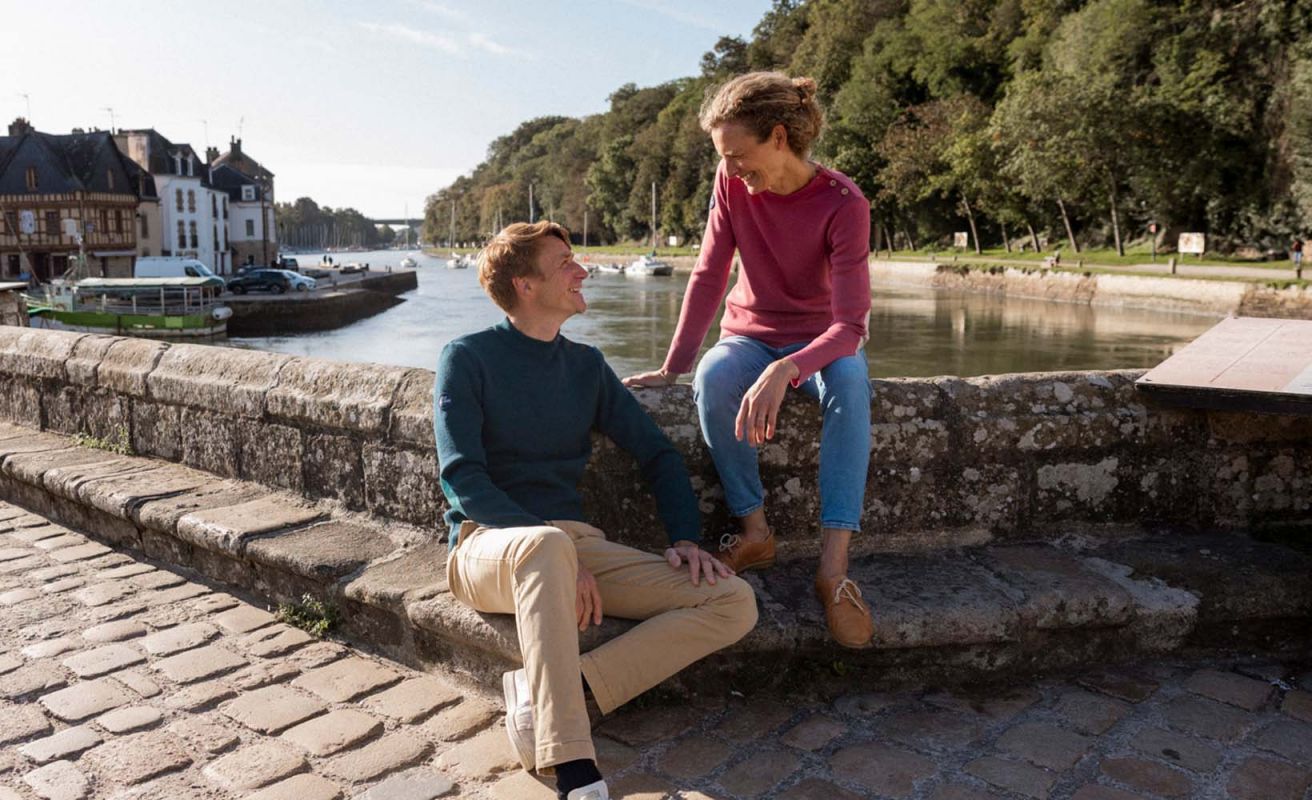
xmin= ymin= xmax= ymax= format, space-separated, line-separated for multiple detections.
xmin=434 ymin=319 xmax=701 ymax=547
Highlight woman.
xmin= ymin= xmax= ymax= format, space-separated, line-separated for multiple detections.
xmin=624 ymin=72 xmax=874 ymax=648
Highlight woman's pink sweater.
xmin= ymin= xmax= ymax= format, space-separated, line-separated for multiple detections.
xmin=661 ymin=161 xmax=871 ymax=385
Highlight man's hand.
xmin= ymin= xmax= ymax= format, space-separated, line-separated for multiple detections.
xmin=735 ymin=358 xmax=799 ymax=447
xmin=622 ymin=368 xmax=678 ymax=388
xmin=576 ymin=566 xmax=603 ymax=631
xmin=665 ymin=540 xmax=734 ymax=586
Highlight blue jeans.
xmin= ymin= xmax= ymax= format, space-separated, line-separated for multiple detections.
xmin=692 ymin=336 xmax=872 ymax=532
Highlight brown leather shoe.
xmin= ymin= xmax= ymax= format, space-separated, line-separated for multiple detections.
xmin=713 ymin=530 xmax=776 ymax=573
xmin=815 ymin=575 xmax=873 ymax=649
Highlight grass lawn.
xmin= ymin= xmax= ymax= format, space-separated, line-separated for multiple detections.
xmin=880 ymin=245 xmax=1295 ymax=270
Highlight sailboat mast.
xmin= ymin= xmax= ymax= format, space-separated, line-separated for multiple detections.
xmin=650 ymin=181 xmax=657 ymax=251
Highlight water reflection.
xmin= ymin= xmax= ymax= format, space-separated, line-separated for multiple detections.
xmin=227 ymin=250 xmax=1220 ymax=378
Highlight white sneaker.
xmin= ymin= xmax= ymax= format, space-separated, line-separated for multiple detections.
xmin=502 ymin=668 xmax=535 ymax=771
xmin=565 ymin=779 xmax=610 ymax=800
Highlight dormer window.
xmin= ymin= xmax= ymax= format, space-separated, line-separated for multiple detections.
xmin=25 ymin=167 xmax=37 ymax=191
xmin=173 ymin=153 xmax=182 ymax=174
xmin=186 ymin=155 xmax=194 ymax=176
xmin=241 ymin=185 xmax=256 ymax=202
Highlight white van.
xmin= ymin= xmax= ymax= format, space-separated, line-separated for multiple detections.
xmin=134 ymin=257 xmax=225 ymax=287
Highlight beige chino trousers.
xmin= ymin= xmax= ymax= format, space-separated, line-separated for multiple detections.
xmin=446 ymin=519 xmax=757 ymax=770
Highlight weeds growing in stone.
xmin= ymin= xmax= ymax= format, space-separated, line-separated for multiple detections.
xmin=277 ymin=593 xmax=338 ymax=638
xmin=72 ymin=425 xmax=134 ymax=456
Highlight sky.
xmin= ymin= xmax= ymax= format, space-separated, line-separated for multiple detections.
xmin=0 ymin=0 xmax=774 ymax=220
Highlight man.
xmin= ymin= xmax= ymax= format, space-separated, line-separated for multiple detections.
xmin=434 ymin=221 xmax=757 ymax=800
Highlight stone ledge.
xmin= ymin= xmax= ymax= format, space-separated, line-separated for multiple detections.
xmin=3 ymin=420 xmax=1310 ymax=694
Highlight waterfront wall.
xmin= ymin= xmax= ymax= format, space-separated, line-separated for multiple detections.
xmin=0 ymin=289 xmax=26 ymax=327
xmin=0 ymin=327 xmax=1307 ymax=553
xmin=872 ymin=261 xmax=1312 ymax=319
xmin=224 ymin=270 xmax=418 ymax=336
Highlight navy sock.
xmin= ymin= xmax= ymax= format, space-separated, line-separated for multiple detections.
xmin=555 ymin=758 xmax=602 ymax=798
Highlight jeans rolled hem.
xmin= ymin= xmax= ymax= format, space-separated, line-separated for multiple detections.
xmin=536 ymin=739 xmax=598 ymax=774
xmin=730 ymin=501 xmax=764 ymax=520
xmin=820 ymin=520 xmax=861 ymax=533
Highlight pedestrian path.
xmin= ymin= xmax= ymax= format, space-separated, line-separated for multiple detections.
xmin=2 ymin=501 xmax=1310 ymax=799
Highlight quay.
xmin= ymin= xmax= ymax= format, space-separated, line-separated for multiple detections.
xmin=0 ymin=325 xmax=1308 ymax=797
xmin=222 ymin=269 xmax=418 ymax=337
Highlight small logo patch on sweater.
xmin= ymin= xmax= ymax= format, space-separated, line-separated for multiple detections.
xmin=438 ymin=393 xmax=453 ymax=410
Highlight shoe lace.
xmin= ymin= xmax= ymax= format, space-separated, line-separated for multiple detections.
xmin=718 ymin=532 xmax=742 ymax=553
xmin=832 ymin=578 xmax=864 ymax=608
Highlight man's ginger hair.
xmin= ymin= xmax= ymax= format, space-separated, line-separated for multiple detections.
xmin=477 ymin=221 xmax=571 ymax=312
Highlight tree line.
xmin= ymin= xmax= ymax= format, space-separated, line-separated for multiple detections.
xmin=423 ymin=0 xmax=1312 ymax=256
xmin=274 ymin=197 xmax=405 ymax=251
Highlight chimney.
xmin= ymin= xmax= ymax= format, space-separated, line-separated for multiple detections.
xmin=229 ymin=136 xmax=242 ymax=157
xmin=206 ymin=146 xmax=220 ymax=164
xmin=8 ymin=117 xmax=33 ymax=137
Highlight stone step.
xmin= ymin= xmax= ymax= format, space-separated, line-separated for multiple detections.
xmin=3 ymin=421 xmax=1310 ymax=696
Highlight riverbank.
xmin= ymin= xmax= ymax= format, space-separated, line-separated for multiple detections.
xmin=872 ymin=260 xmax=1312 ymax=319
xmin=225 ymin=269 xmax=418 ymax=336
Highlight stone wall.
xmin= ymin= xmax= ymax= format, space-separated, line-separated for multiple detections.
xmin=0 ymin=326 xmax=1307 ymax=555
xmin=0 ymin=288 xmax=27 ymax=327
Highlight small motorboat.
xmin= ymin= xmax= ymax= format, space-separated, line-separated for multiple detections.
xmin=399 ymin=256 xmax=417 ymax=268
xmin=596 ymin=262 xmax=626 ymax=274
xmin=627 ymin=254 xmax=673 ymax=276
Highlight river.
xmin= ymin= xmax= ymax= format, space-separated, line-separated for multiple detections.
xmin=229 ymin=249 xmax=1220 ymax=379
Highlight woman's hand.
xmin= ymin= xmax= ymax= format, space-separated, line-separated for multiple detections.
xmin=622 ymin=368 xmax=679 ymax=388
xmin=576 ymin=566 xmax=603 ymax=631
xmin=735 ymin=358 xmax=800 ymax=446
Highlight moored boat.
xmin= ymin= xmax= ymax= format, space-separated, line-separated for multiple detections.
xmin=24 ymin=277 xmax=231 ymax=338
xmin=627 ymin=254 xmax=673 ymax=276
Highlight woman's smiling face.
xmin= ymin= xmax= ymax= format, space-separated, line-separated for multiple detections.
xmin=711 ymin=121 xmax=791 ymax=195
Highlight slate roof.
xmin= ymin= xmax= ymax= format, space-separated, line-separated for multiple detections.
xmin=209 ymin=163 xmax=266 ymax=202
xmin=0 ymin=129 xmax=142 ymax=198
xmin=113 ymin=128 xmax=208 ymax=182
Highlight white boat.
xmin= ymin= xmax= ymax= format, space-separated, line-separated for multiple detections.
xmin=596 ymin=262 xmax=625 ymax=274
xmin=445 ymin=253 xmax=474 ymax=269
xmin=399 ymin=257 xmax=417 ymax=268
xmin=627 ymin=255 xmax=673 ymax=276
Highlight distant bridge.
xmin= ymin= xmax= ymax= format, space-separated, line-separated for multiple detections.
xmin=371 ymin=219 xmax=419 ymax=227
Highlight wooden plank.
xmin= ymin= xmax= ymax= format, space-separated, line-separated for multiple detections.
xmin=1137 ymin=317 xmax=1312 ymax=414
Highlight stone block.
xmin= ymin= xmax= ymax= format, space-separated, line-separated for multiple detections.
xmin=180 ymin=410 xmax=240 ymax=477
xmin=1226 ymin=756 xmax=1312 ymax=800
xmin=1282 ymin=690 xmax=1312 ymax=722
xmin=139 ymin=622 xmax=218 ymax=655
xmin=147 ymin=343 xmax=289 ymax=418
xmin=4 ymin=446 xmax=120 ymax=489
xmin=0 ymin=327 xmax=82 ymax=380
xmin=996 ymin=722 xmax=1092 ymax=770
xmin=1128 ymin=727 xmax=1221 ymax=773
xmin=152 ymin=644 xmax=247 ymax=684
xmin=420 ymin=697 xmax=500 ymax=742
xmin=163 ymin=681 xmax=236 ymax=712
xmin=1053 ymin=690 xmax=1131 ymax=735
xmin=325 ymin=732 xmax=431 ymax=782
xmin=97 ymin=337 xmax=168 ymax=397
xmin=96 ymin=704 xmax=162 ymax=733
xmin=362 ymin=444 xmax=440 ymax=524
xmin=1099 ymin=756 xmax=1193 ymax=798
xmin=40 ymin=678 xmax=131 ymax=721
xmin=167 ymin=715 xmax=240 ymax=755
xmin=291 ymin=656 xmax=401 ymax=703
xmin=388 ymin=369 xmax=437 ymax=448
xmin=246 ymin=520 xmax=395 ymax=582
xmin=21 ymin=726 xmax=103 ymax=764
xmin=829 ymin=742 xmax=936 ymax=798
xmin=237 ymin=420 xmax=304 ymax=492
xmin=220 ymin=684 xmax=326 ymax=734
xmin=281 ymin=708 xmax=382 ymax=756
xmin=62 ymin=643 xmax=145 ymax=677
xmin=719 ymin=749 xmax=802 ymax=797
xmin=22 ymin=759 xmax=90 ymax=800
xmin=345 ymin=541 xmax=448 ymax=612
xmin=302 ymin=432 xmax=365 ymax=508
xmin=655 ymin=735 xmax=730 ymax=780
xmin=129 ymin=401 xmax=181 ymax=461
xmin=964 ymin=755 xmax=1056 ymax=799
xmin=203 ymin=741 xmax=308 ymax=792
xmin=980 ymin=544 xmax=1133 ymax=630
xmin=175 ymin=494 xmax=323 ymax=556
xmin=355 ymin=768 xmax=454 ymax=800
xmin=0 ymin=377 xmax=41 ymax=427
xmin=882 ymin=708 xmax=989 ymax=750
xmin=213 ymin=604 xmax=277 ymax=634
xmin=0 ymin=702 xmax=53 ymax=745
xmin=246 ymin=773 xmax=345 ymax=800
xmin=1183 ymin=668 xmax=1274 ymax=711
xmin=76 ymin=463 xmax=204 ymax=521
xmin=361 ymin=675 xmax=461 ymax=722
xmin=267 ymin=357 xmax=410 ymax=434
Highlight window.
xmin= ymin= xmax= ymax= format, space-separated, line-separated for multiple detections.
xmin=140 ymin=213 xmax=148 ymax=237
xmin=211 ymin=195 xmax=217 ymax=215
xmin=223 ymin=198 xmax=228 ymax=219
xmin=184 ymin=266 xmax=199 ymax=277
xmin=45 ymin=211 xmax=59 ymax=235
xmin=189 ymin=221 xmax=198 ymax=248
xmin=100 ymin=209 xmax=109 ymax=235
xmin=241 ymin=185 xmax=256 ymax=202
xmin=142 ymin=248 xmax=151 ymax=257
xmin=187 ymin=190 xmax=196 ymax=212
xmin=106 ymin=170 xmax=115 ymax=191
xmin=212 ymin=226 xmax=218 ymax=248
xmin=176 ymin=189 xmax=184 ymax=212
xmin=25 ymin=167 xmax=37 ymax=191
xmin=245 ymin=219 xmax=255 ymax=237
xmin=177 ymin=221 xmax=186 ymax=249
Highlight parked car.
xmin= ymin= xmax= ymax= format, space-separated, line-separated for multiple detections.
xmin=277 ymin=270 xmax=317 ymax=292
xmin=226 ymin=269 xmax=292 ymax=295
xmin=133 ymin=257 xmax=225 ymax=289
xmin=275 ymin=256 xmax=301 ymax=272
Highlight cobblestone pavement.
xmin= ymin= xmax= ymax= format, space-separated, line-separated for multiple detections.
xmin=2 ymin=502 xmax=1311 ymax=800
